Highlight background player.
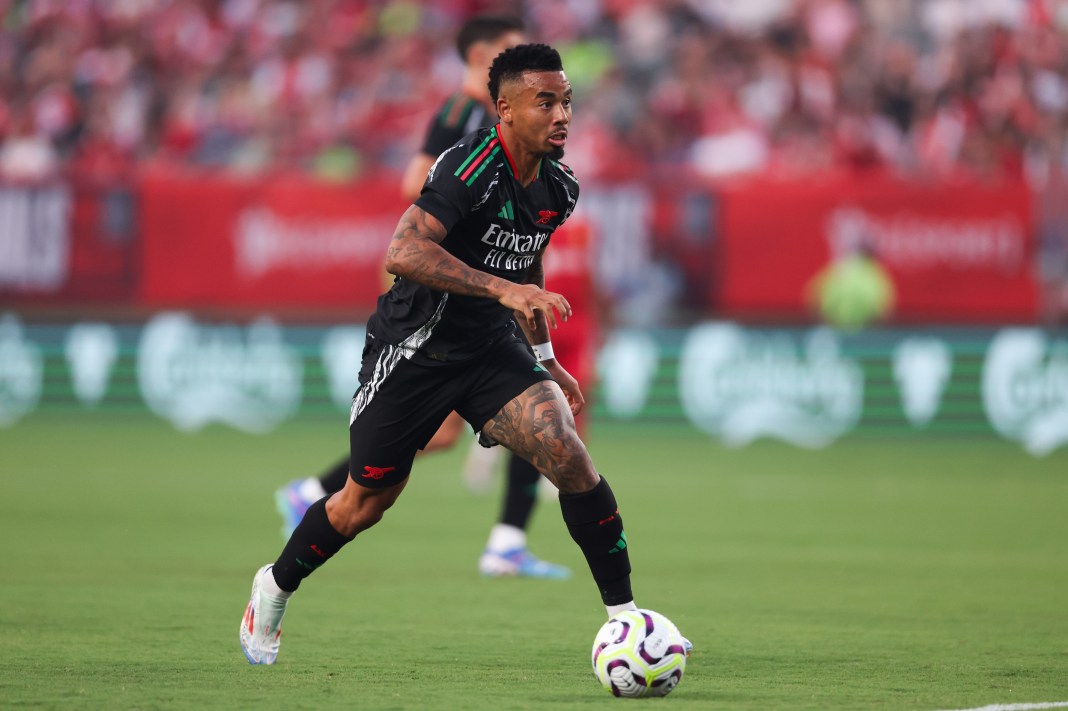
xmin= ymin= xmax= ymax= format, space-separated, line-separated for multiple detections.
xmin=275 ymin=15 xmax=572 ymax=580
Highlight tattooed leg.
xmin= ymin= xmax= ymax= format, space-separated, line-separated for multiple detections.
xmin=482 ymin=381 xmax=599 ymax=495
xmin=486 ymin=381 xmax=634 ymax=605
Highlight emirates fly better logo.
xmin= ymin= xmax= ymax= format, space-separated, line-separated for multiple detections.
xmin=479 ymin=224 xmax=549 ymax=272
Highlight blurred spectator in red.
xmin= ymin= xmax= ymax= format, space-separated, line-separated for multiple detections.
xmin=1 ymin=103 xmax=58 ymax=181
xmin=2 ymin=0 xmax=1068 ymax=187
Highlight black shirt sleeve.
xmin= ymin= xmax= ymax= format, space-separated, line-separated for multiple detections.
xmin=420 ymin=95 xmax=480 ymax=158
xmin=416 ymin=189 xmax=465 ymax=234
xmin=414 ymin=137 xmax=481 ymax=233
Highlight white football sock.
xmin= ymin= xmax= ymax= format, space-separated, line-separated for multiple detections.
xmin=486 ymin=523 xmax=526 ymax=553
xmin=262 ymin=566 xmax=293 ymax=600
xmin=605 ymin=601 xmax=638 ymax=618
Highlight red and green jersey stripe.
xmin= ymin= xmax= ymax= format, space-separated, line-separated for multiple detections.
xmin=437 ymin=94 xmax=476 ymax=130
xmin=549 ymin=159 xmax=578 ymax=185
xmin=454 ymin=132 xmax=501 ymax=185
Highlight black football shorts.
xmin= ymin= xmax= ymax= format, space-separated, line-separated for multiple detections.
xmin=347 ymin=331 xmax=553 ymax=488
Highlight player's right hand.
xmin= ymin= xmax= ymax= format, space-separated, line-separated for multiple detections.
xmin=498 ymin=283 xmax=571 ymax=331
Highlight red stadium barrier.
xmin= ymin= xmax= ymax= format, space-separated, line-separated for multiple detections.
xmin=138 ymin=169 xmax=408 ymax=312
xmin=0 ymin=178 xmax=138 ymax=303
xmin=712 ymin=174 xmax=1038 ymax=323
xmin=2 ymin=170 xmax=1043 ymax=323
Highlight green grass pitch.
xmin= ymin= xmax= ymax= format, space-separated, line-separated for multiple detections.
xmin=2 ymin=414 xmax=1066 ymax=710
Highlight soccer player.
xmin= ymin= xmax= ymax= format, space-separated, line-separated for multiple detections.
xmin=241 ymin=43 xmax=674 ymax=666
xmin=275 ymin=14 xmax=572 ymax=580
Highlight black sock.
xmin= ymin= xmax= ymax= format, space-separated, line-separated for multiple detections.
xmin=318 ymin=456 xmax=350 ymax=494
xmin=500 ymin=455 xmax=541 ymax=530
xmin=559 ymin=476 xmax=633 ymax=605
xmin=272 ymin=497 xmax=353 ymax=592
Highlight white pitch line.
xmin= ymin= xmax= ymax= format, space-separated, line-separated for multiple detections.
xmin=935 ymin=703 xmax=1068 ymax=711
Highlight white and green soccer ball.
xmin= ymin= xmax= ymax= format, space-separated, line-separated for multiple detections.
xmin=591 ymin=609 xmax=687 ymax=698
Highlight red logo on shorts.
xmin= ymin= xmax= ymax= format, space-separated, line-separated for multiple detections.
xmin=362 ymin=465 xmax=396 ymax=480
xmin=536 ymin=210 xmax=558 ymax=224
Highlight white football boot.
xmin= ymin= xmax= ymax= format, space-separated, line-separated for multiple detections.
xmin=239 ymin=564 xmax=289 ymax=665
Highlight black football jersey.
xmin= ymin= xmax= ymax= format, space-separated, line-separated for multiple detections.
xmin=421 ymin=93 xmax=496 ymax=158
xmin=368 ymin=125 xmax=580 ymax=363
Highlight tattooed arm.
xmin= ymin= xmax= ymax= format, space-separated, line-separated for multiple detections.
xmin=385 ymin=205 xmax=572 ymax=331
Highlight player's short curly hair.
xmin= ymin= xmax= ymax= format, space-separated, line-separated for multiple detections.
xmin=487 ymin=43 xmax=564 ymax=103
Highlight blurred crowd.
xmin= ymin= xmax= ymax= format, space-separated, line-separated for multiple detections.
xmin=3 ymin=0 xmax=1068 ymax=186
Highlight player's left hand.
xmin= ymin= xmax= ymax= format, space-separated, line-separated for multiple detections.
xmin=544 ymin=360 xmax=584 ymax=416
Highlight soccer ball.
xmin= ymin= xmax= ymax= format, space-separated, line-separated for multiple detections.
xmin=591 ymin=609 xmax=687 ymax=698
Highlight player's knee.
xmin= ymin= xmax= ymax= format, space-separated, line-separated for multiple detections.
xmin=328 ymin=498 xmax=387 ymax=537
xmin=556 ymin=467 xmax=600 ymax=495
xmin=327 ymin=483 xmax=398 ymax=537
xmin=552 ymin=437 xmax=600 ymax=495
